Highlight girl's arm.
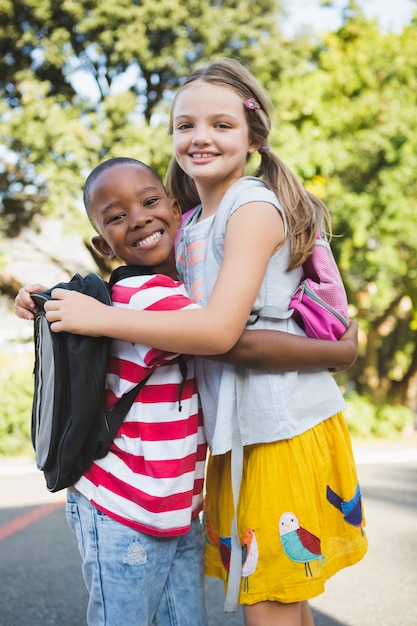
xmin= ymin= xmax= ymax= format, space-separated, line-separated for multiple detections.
xmin=15 ymin=286 xmax=358 ymax=372
xmin=212 ymin=322 xmax=358 ymax=372
xmin=43 ymin=200 xmax=283 ymax=355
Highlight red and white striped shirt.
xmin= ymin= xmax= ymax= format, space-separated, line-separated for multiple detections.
xmin=75 ymin=268 xmax=207 ymax=537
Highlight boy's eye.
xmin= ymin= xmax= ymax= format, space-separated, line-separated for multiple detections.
xmin=144 ymin=197 xmax=158 ymax=207
xmin=108 ymin=213 xmax=124 ymax=224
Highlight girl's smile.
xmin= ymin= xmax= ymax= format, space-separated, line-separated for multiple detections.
xmin=189 ymin=152 xmax=220 ymax=161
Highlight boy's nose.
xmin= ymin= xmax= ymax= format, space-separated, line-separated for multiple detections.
xmin=130 ymin=208 xmax=152 ymax=229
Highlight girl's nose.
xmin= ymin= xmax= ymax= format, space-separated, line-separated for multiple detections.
xmin=191 ymin=125 xmax=210 ymax=146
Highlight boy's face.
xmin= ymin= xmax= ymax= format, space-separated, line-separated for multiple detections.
xmin=90 ymin=163 xmax=182 ymax=278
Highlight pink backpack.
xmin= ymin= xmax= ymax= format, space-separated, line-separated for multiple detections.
xmin=289 ymin=232 xmax=350 ymax=340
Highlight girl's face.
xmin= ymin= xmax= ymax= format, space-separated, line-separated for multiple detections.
xmin=172 ymin=81 xmax=259 ymax=195
xmin=90 ymin=164 xmax=182 ymax=278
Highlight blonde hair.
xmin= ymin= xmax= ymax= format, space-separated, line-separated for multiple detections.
xmin=166 ymin=58 xmax=331 ymax=270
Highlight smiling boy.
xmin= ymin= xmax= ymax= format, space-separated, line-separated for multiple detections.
xmin=66 ymin=157 xmax=209 ymax=626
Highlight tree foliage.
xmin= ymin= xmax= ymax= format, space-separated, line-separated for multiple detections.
xmin=0 ymin=0 xmax=288 ymax=234
xmin=1 ymin=0 xmax=417 ymax=411
xmin=269 ymin=2 xmax=417 ymax=409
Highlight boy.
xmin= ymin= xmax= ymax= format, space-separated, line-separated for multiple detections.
xmin=64 ymin=157 xmax=208 ymax=626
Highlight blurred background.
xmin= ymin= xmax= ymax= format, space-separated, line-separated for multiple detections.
xmin=1 ymin=0 xmax=417 ymax=460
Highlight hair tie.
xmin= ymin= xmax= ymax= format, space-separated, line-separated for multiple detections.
xmin=244 ymin=99 xmax=261 ymax=110
xmin=258 ymin=145 xmax=270 ymax=153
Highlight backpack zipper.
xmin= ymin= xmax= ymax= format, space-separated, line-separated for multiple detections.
xmin=295 ymin=281 xmax=350 ymax=328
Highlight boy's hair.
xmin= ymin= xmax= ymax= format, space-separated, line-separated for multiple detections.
xmin=166 ymin=58 xmax=330 ymax=270
xmin=84 ymin=157 xmax=164 ymax=230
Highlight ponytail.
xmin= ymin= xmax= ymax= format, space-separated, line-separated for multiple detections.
xmin=165 ymin=157 xmax=201 ymax=214
xmin=254 ymin=149 xmax=331 ymax=270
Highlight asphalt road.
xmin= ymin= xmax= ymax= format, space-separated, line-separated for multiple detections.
xmin=1 ymin=439 xmax=417 ymax=626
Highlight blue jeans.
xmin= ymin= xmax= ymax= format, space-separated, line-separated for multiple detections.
xmin=66 ymin=488 xmax=208 ymax=626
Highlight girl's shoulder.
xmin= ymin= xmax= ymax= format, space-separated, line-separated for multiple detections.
xmin=216 ymin=176 xmax=284 ymax=229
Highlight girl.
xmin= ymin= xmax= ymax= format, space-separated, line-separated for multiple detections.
xmin=20 ymin=60 xmax=367 ymax=626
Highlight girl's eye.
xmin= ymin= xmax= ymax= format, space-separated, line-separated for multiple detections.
xmin=215 ymin=122 xmax=231 ymax=129
xmin=144 ymin=197 xmax=158 ymax=207
xmin=176 ymin=123 xmax=192 ymax=131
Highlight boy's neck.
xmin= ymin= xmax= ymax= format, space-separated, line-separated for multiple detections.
xmin=109 ymin=263 xmax=178 ymax=287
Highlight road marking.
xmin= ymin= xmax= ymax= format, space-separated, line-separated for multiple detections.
xmin=0 ymin=502 xmax=63 ymax=542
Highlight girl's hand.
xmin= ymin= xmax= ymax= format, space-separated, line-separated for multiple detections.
xmin=14 ymin=284 xmax=48 ymax=320
xmin=44 ymin=289 xmax=109 ymax=336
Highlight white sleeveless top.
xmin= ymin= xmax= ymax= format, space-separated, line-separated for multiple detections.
xmin=176 ymin=177 xmax=345 ymax=454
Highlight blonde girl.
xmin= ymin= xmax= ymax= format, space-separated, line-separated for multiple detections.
xmin=27 ymin=59 xmax=367 ymax=626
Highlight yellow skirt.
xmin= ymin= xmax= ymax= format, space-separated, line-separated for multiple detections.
xmin=203 ymin=412 xmax=368 ymax=605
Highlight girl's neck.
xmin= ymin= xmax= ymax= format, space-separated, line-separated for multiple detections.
xmin=196 ymin=176 xmax=243 ymax=220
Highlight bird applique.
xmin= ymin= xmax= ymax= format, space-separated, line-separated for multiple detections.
xmin=241 ymin=528 xmax=259 ymax=592
xmin=326 ymin=484 xmax=364 ymax=529
xmin=202 ymin=498 xmax=220 ymax=548
xmin=203 ymin=505 xmax=258 ymax=581
xmin=217 ymin=529 xmax=259 ymax=582
xmin=202 ymin=499 xmax=232 ymax=570
xmin=219 ymin=536 xmax=232 ymax=571
xmin=279 ymin=512 xmax=325 ymax=576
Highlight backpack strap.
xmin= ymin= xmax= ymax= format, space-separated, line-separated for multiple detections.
xmin=176 ymin=355 xmax=188 ymax=412
xmin=104 ymin=353 xmax=188 ymax=443
xmin=224 ymin=367 xmax=245 ymax=613
xmin=104 ymin=371 xmax=154 ymax=442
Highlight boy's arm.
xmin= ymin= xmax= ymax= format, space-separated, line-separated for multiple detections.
xmin=211 ymin=322 xmax=358 ymax=373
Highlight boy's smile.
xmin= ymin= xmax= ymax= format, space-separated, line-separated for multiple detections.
xmin=90 ymin=163 xmax=182 ymax=279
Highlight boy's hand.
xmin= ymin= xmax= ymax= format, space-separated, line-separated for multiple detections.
xmin=330 ymin=321 xmax=358 ymax=372
xmin=14 ymin=284 xmax=48 ymax=320
xmin=44 ymin=288 xmax=107 ymax=336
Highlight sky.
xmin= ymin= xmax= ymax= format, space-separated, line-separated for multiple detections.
xmin=284 ymin=0 xmax=416 ymax=36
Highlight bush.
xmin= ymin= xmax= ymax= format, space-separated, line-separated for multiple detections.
xmin=373 ymin=404 xmax=415 ymax=438
xmin=0 ymin=363 xmax=34 ymax=458
xmin=344 ymin=392 xmax=415 ymax=439
xmin=343 ymin=393 xmax=377 ymax=438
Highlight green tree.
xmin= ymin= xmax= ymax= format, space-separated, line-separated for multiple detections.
xmin=270 ymin=3 xmax=417 ymax=409
xmin=0 ymin=0 xmax=289 ymax=237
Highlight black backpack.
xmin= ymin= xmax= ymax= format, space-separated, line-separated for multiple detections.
xmin=31 ymin=273 xmax=151 ymax=492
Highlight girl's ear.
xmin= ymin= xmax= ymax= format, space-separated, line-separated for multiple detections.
xmin=170 ymin=199 xmax=183 ymax=227
xmin=91 ymin=235 xmax=116 ymax=259
xmin=248 ymin=141 xmax=262 ymax=155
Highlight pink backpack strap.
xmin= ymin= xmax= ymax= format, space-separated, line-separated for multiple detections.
xmin=174 ymin=207 xmax=198 ymax=251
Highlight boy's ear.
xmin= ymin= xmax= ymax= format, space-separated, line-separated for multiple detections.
xmin=91 ymin=235 xmax=116 ymax=259
xmin=170 ymin=199 xmax=183 ymax=226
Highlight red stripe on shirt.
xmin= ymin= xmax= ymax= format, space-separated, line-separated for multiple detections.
xmin=118 ymin=413 xmax=198 ymax=441
xmin=110 ymin=448 xmax=199 ymax=478
xmin=86 ymin=463 xmax=194 ymax=514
